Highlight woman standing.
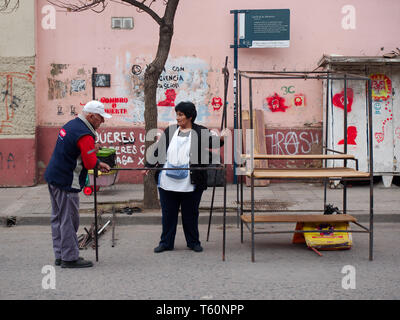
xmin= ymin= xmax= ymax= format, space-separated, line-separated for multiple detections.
xmin=146 ymin=101 xmax=226 ymax=253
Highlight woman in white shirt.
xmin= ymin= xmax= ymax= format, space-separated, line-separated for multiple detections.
xmin=147 ymin=102 xmax=226 ymax=253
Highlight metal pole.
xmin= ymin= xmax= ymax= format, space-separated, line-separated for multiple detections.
xmin=367 ymin=79 xmax=374 ymax=261
xmin=323 ymin=73 xmax=330 ymax=210
xmin=343 ymin=74 xmax=348 ymax=214
xmin=249 ymin=78 xmax=255 ymax=262
xmin=233 ymin=10 xmax=239 ymax=185
xmin=239 ymin=73 xmax=244 ymax=243
xmin=93 ymin=167 xmax=99 ymax=262
xmin=92 ymin=67 xmax=97 ymax=100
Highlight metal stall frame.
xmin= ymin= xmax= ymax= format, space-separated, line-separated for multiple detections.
xmin=235 ymin=70 xmax=374 ymax=262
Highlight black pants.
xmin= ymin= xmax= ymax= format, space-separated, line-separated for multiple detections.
xmin=158 ymin=187 xmax=204 ymax=249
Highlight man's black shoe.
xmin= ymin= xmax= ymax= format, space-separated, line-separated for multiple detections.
xmin=61 ymin=258 xmax=93 ymax=268
xmin=154 ymin=245 xmax=172 ymax=253
xmin=55 ymin=257 xmax=83 ymax=266
xmin=189 ymin=244 xmax=203 ymax=252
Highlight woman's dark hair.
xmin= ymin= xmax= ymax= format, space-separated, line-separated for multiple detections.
xmin=175 ymin=101 xmax=197 ymax=123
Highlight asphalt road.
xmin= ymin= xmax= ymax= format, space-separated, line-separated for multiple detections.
xmin=0 ymin=223 xmax=399 ymax=300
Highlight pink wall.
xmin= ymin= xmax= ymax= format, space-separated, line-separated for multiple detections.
xmin=35 ymin=0 xmax=400 ymax=183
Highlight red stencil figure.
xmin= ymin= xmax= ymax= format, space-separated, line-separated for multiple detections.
xmin=158 ymin=89 xmax=177 ymax=107
xmin=333 ymin=88 xmax=353 ymax=112
xmin=266 ymin=93 xmax=288 ymax=112
xmin=211 ymin=97 xmax=223 ymax=111
xmin=338 ymin=126 xmax=357 ymax=145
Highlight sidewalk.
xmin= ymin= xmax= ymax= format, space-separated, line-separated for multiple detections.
xmin=0 ymin=181 xmax=399 ymax=226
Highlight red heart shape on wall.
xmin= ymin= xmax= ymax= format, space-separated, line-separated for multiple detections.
xmin=333 ymin=88 xmax=354 ymax=112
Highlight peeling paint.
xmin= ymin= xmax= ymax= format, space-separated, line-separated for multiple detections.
xmin=50 ymin=63 xmax=68 ymax=77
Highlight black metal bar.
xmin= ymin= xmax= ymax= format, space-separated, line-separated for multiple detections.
xmin=223 ymin=165 xmax=227 ymax=262
xmin=93 ymin=167 xmax=99 ymax=262
xmin=367 ymin=79 xmax=374 ymax=261
xmin=253 ymin=230 xmax=369 ymax=235
xmin=249 ymin=78 xmax=256 ymax=263
xmin=323 ymin=74 xmax=330 ymax=210
xmin=343 ymin=74 xmax=348 ymax=215
xmin=207 ymin=56 xmax=229 ymax=242
xmin=92 ymin=67 xmax=97 ymax=100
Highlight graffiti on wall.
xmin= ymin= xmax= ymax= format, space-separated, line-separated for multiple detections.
xmin=338 ymin=126 xmax=358 ymax=145
xmin=0 ymin=66 xmax=35 ymax=133
xmin=265 ymin=130 xmax=321 ymax=155
xmin=332 ymin=88 xmax=353 ymax=112
xmin=96 ymin=130 xmax=144 ymax=166
xmin=369 ymin=74 xmax=393 ymax=144
xmin=370 ymin=74 xmax=392 ymax=101
xmin=266 ymin=93 xmax=289 ymax=112
xmin=157 ymin=89 xmax=177 ymax=107
xmin=211 ymin=97 xmax=223 ymax=111
xmin=0 ymin=152 xmax=16 ymax=170
xmin=100 ymin=97 xmax=128 ymax=115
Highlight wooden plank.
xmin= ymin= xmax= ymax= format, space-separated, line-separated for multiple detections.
xmin=241 ymin=214 xmax=357 ymax=223
xmin=241 ymin=154 xmax=356 ymax=160
xmin=242 ymin=110 xmax=269 ymax=186
xmin=248 ymin=167 xmax=370 ymax=179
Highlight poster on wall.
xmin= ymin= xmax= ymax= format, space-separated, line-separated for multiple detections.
xmin=239 ymin=9 xmax=290 ymax=48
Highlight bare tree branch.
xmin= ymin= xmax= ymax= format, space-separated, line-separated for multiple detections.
xmin=122 ymin=0 xmax=162 ymax=25
xmin=0 ymin=0 xmax=19 ymax=14
xmin=47 ymin=0 xmax=107 ymax=13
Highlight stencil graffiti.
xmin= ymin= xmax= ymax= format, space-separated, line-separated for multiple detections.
xmin=370 ymin=74 xmax=392 ymax=101
xmin=266 ymin=93 xmax=289 ymax=112
xmin=211 ymin=97 xmax=223 ymax=111
xmin=157 ymin=89 xmax=177 ymax=107
xmin=293 ymin=94 xmax=306 ymax=107
xmin=338 ymin=126 xmax=357 ymax=145
xmin=332 ymin=88 xmax=353 ymax=112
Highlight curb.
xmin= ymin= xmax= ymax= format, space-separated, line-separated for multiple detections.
xmin=1 ymin=212 xmax=400 ymax=226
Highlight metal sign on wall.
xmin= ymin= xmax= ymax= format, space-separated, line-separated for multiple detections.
xmin=239 ymin=9 xmax=290 ymax=48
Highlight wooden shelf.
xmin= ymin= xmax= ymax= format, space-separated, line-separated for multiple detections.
xmin=241 ymin=153 xmax=356 ymax=160
xmin=246 ymin=167 xmax=370 ymax=179
xmin=240 ymin=214 xmax=357 ymax=224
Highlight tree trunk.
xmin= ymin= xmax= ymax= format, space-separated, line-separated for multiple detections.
xmin=143 ymin=0 xmax=179 ymax=209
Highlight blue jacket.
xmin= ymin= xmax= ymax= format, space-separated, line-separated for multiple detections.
xmin=45 ymin=117 xmax=96 ymax=192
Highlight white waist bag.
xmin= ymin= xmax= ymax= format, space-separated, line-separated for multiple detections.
xmin=165 ymin=129 xmax=191 ymax=179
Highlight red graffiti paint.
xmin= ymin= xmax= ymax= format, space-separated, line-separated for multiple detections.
xmin=370 ymin=74 xmax=392 ymax=101
xmin=157 ymin=89 xmax=177 ymax=107
xmin=333 ymin=88 xmax=353 ymax=112
xmin=293 ymin=94 xmax=305 ymax=107
xmin=211 ymin=97 xmax=223 ymax=111
xmin=338 ymin=126 xmax=357 ymax=145
xmin=266 ymin=93 xmax=288 ymax=112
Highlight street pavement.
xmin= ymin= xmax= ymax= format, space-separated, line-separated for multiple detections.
xmin=0 ymin=223 xmax=399 ymax=300
xmin=0 ymin=181 xmax=399 ymax=300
